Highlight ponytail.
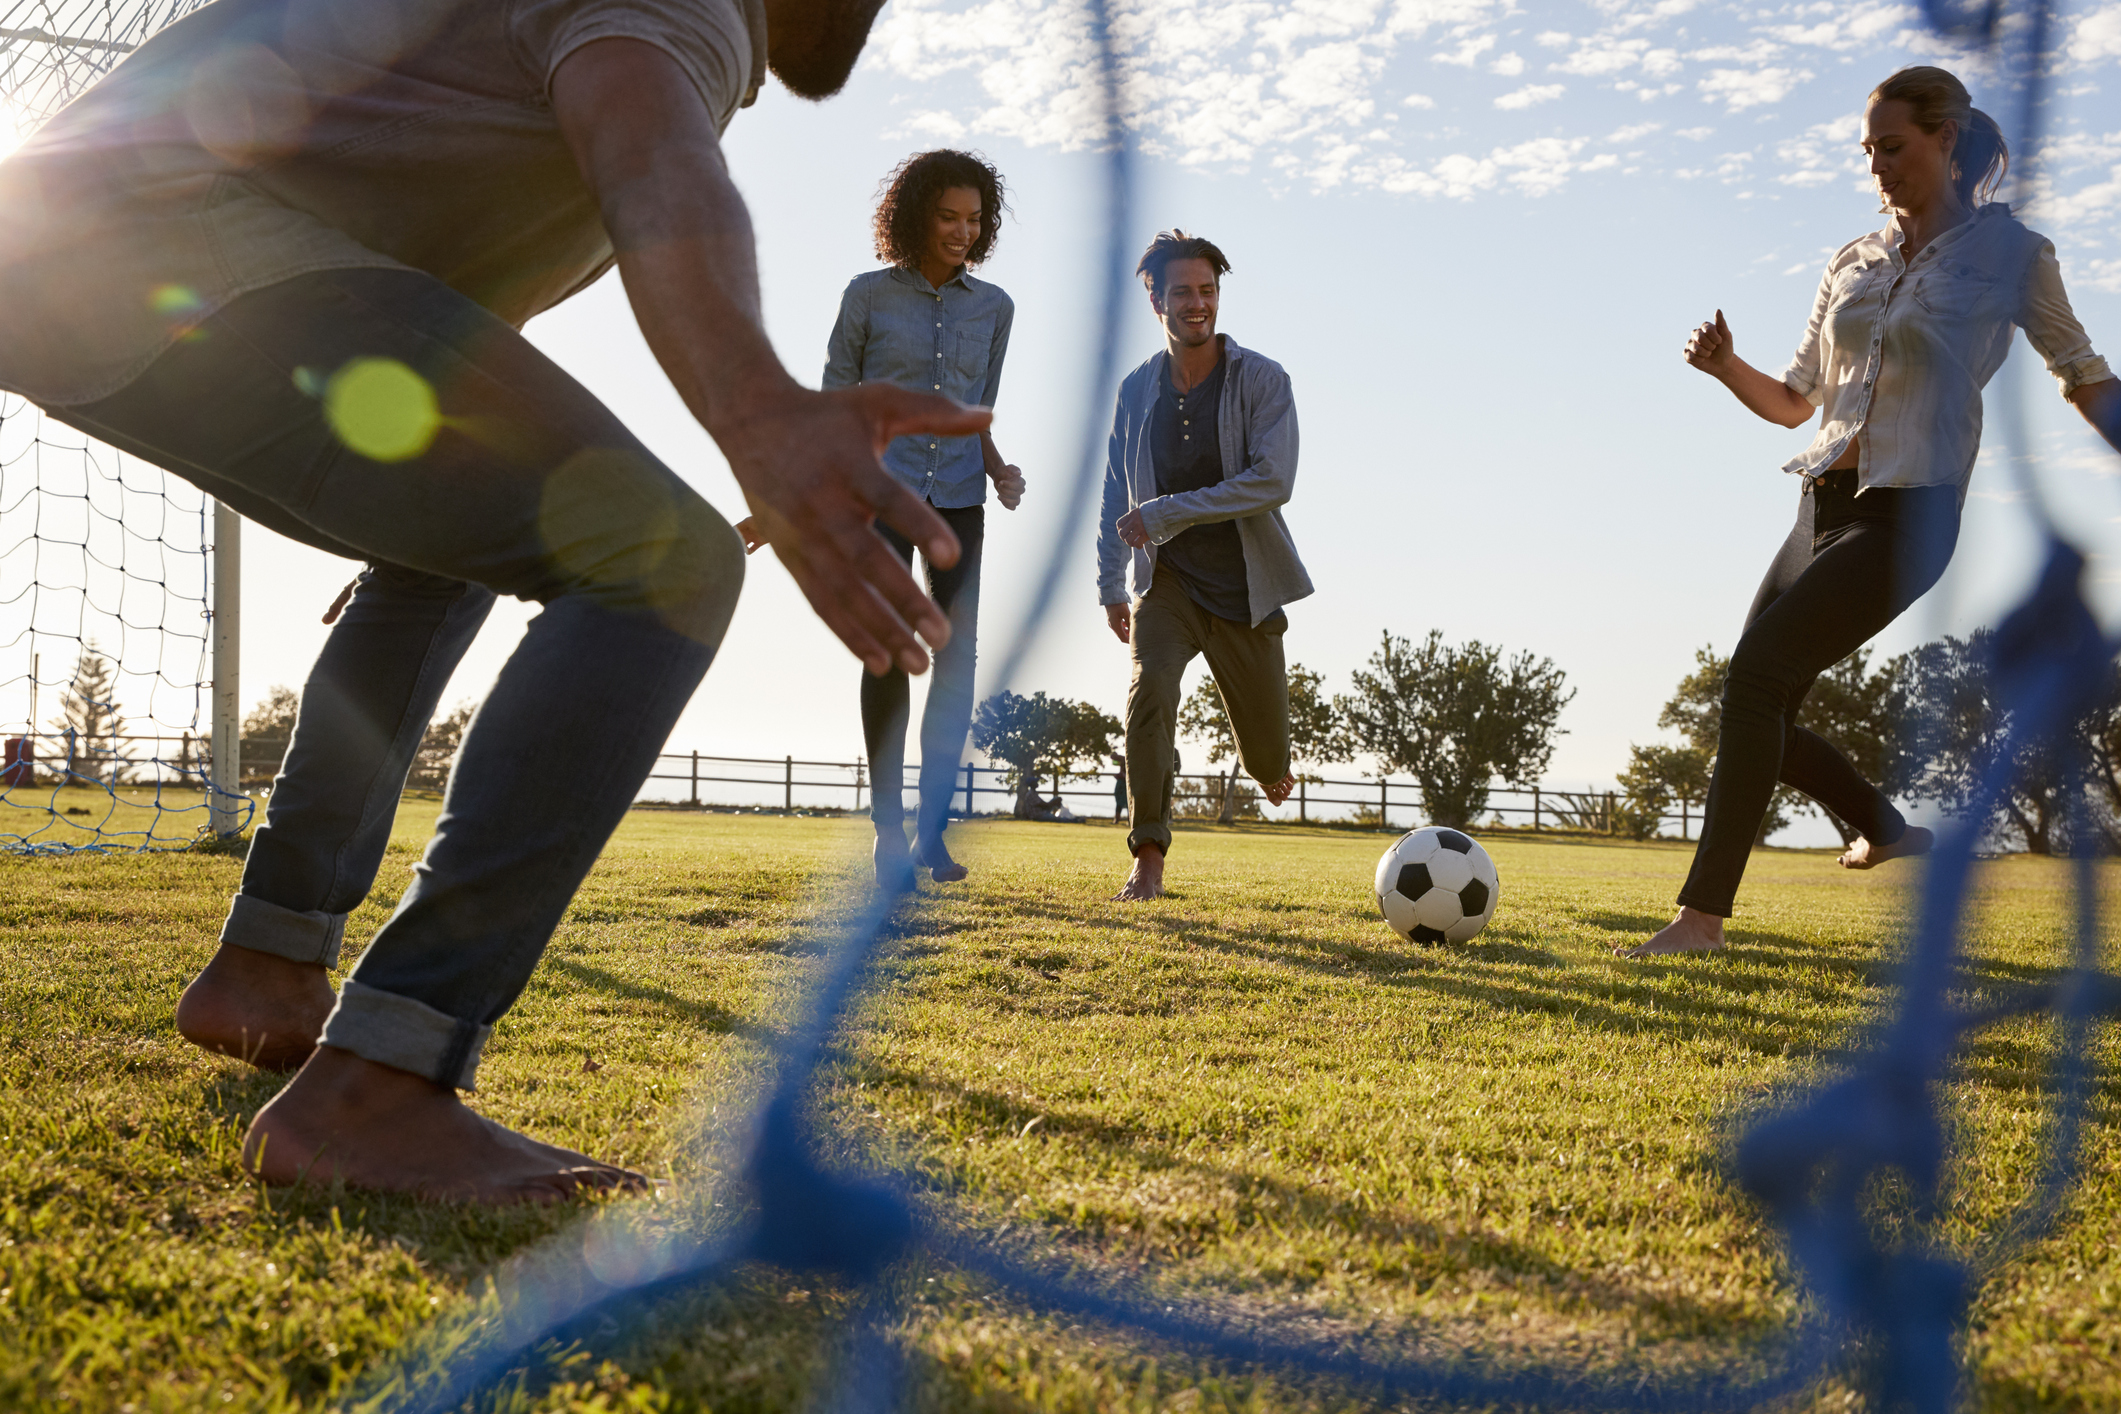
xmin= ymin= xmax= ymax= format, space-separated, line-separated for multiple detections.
xmin=1871 ymin=66 xmax=2010 ymax=209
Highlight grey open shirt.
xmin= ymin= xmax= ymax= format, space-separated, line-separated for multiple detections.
xmin=1097 ymin=337 xmax=1313 ymax=628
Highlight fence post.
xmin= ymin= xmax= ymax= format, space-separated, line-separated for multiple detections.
xmin=854 ymin=756 xmax=864 ymax=814
xmin=1379 ymin=777 xmax=1389 ymax=831
xmin=1681 ymin=796 xmax=1689 ymax=841
xmin=964 ymin=761 xmax=974 ymax=818
xmin=1605 ymin=790 xmax=1614 ymax=835
xmin=689 ymin=750 xmax=699 ymax=808
xmin=784 ymin=755 xmax=793 ymax=813
xmin=1299 ymin=775 xmax=1307 ymax=824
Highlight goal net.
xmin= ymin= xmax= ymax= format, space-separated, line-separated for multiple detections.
xmin=1 ymin=0 xmax=246 ymax=853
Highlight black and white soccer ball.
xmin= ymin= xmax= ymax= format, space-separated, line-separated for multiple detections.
xmin=1374 ymin=826 xmax=1500 ymax=944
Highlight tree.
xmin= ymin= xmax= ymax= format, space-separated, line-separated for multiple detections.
xmin=407 ymin=700 xmax=478 ymax=793
xmin=1337 ymin=630 xmax=1573 ymax=830
xmin=971 ymin=691 xmax=1121 ymax=814
xmin=243 ymin=685 xmax=300 ymax=740
xmin=1888 ymin=630 xmax=2121 ymax=857
xmin=49 ymin=643 xmax=132 ymax=785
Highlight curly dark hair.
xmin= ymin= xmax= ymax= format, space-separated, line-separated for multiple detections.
xmin=1137 ymin=230 xmax=1231 ymax=299
xmin=873 ymin=150 xmax=1008 ymax=269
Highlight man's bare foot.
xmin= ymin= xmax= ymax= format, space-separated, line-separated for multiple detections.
xmin=244 ymin=1046 xmax=647 ymax=1204
xmin=1263 ymin=772 xmax=1297 ymax=807
xmin=914 ymin=835 xmax=969 ymax=883
xmin=1839 ymin=825 xmax=1933 ymax=870
xmin=176 ymin=943 xmax=335 ymax=1071
xmin=1618 ymin=906 xmax=1727 ymax=958
xmin=1113 ymin=844 xmax=1165 ymax=901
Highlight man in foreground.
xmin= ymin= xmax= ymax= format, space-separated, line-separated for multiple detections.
xmin=0 ymin=0 xmax=978 ymax=1202
xmin=1096 ymin=232 xmax=1312 ymax=901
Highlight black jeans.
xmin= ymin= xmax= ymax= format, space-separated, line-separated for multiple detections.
xmin=1677 ymin=469 xmax=1959 ymax=917
xmin=862 ymin=503 xmax=983 ymax=844
xmin=51 ymin=269 xmax=743 ymax=1088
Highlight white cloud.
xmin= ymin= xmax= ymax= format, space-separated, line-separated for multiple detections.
xmin=1495 ymin=82 xmax=1565 ymax=109
xmin=2071 ymin=4 xmax=2121 ymax=64
xmin=859 ymin=0 xmax=2121 ymax=207
xmin=1435 ymin=34 xmax=1497 ymax=66
xmin=1698 ymin=65 xmax=1813 ymax=109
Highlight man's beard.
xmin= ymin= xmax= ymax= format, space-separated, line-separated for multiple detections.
xmin=770 ymin=0 xmax=889 ymax=99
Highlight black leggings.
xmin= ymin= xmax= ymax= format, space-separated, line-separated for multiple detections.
xmin=1677 ymin=470 xmax=1960 ymax=916
xmin=861 ymin=503 xmax=984 ymax=843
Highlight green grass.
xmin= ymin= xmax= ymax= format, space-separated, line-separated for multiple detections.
xmin=1 ymin=806 xmax=2116 ymax=1412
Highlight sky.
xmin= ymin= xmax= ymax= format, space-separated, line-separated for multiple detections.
xmin=13 ymin=0 xmax=2121 ymax=845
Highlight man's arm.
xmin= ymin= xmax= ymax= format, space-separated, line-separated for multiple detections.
xmin=552 ymin=38 xmax=984 ymax=676
xmin=1096 ymin=387 xmax=1134 ymax=641
xmin=1134 ymin=365 xmax=1298 ymax=544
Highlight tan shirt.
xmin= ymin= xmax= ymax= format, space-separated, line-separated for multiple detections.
xmin=0 ymin=0 xmax=765 ymax=405
xmin=1779 ymin=203 xmax=2111 ymax=493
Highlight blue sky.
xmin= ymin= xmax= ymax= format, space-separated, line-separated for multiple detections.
xmin=178 ymin=0 xmax=2121 ymax=840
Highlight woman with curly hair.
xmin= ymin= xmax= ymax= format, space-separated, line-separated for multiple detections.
xmin=1627 ymin=66 xmax=2121 ymax=957
xmin=744 ymin=149 xmax=1022 ymax=884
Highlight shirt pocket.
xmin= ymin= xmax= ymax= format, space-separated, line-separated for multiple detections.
xmin=951 ymin=314 xmax=997 ymax=385
xmin=1913 ymin=260 xmax=1999 ymax=320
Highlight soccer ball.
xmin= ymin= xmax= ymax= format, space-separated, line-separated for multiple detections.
xmin=1374 ymin=827 xmax=1500 ymax=944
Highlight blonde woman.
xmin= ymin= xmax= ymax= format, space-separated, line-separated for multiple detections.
xmin=1630 ymin=66 xmax=2121 ymax=957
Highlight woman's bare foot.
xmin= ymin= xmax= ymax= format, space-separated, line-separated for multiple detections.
xmin=1839 ymin=825 xmax=1932 ymax=870
xmin=1618 ymin=906 xmax=1727 ymax=958
xmin=243 ymin=1046 xmax=647 ymax=1204
xmin=1113 ymin=844 xmax=1165 ymax=901
xmin=175 ymin=944 xmax=336 ymax=1071
xmin=914 ymin=836 xmax=968 ymax=883
xmin=1263 ymin=773 xmax=1296 ymax=807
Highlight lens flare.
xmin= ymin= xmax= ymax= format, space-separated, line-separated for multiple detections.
xmin=148 ymin=284 xmax=203 ymax=318
xmin=324 ymin=358 xmax=440 ymax=462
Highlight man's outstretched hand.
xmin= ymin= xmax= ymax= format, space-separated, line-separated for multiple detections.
xmin=723 ymin=382 xmax=990 ymax=676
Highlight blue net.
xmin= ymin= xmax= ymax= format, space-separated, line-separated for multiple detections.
xmin=0 ymin=0 xmax=249 ymax=853
xmin=352 ymin=1 xmax=2121 ymax=1411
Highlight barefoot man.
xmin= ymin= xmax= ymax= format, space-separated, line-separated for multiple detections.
xmin=1097 ymin=231 xmax=1312 ymax=901
xmin=0 ymin=0 xmax=980 ymax=1200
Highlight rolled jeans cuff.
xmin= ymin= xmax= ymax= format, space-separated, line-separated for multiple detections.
xmin=320 ymin=979 xmax=490 ymax=1091
xmin=221 ymin=893 xmax=348 ymax=967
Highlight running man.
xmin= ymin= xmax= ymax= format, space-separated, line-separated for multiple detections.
xmin=0 ymin=0 xmax=981 ymax=1201
xmin=1097 ymin=231 xmax=1312 ymax=901
xmin=738 ymin=150 xmax=1023 ymax=885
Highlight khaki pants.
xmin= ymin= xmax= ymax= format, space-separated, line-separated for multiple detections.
xmin=1125 ymin=580 xmax=1289 ymax=856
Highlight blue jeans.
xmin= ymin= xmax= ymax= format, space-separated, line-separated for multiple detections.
xmin=53 ymin=269 xmax=743 ymax=1088
xmin=861 ymin=504 xmax=982 ymax=844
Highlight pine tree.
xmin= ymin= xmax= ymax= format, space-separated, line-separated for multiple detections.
xmin=49 ymin=643 xmax=132 ymax=785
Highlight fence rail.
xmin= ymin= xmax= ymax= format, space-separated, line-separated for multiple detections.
xmin=0 ymin=733 xmax=1706 ymax=839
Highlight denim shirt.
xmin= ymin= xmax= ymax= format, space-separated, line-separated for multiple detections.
xmin=1779 ymin=204 xmax=2111 ymax=494
xmin=822 ymin=266 xmax=1014 ymax=508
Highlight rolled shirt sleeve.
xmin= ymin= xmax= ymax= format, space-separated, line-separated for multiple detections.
xmin=822 ymin=279 xmax=868 ymax=391
xmin=2018 ymin=240 xmax=2113 ymax=397
xmin=1781 ymin=261 xmax=1835 ymax=407
xmin=512 ymin=0 xmax=759 ymax=126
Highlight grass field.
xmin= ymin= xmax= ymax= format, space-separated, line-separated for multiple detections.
xmin=2 ymin=804 xmax=2117 ymax=1412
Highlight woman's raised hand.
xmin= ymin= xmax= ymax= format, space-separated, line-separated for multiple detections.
xmin=1684 ymin=309 xmax=1736 ymax=376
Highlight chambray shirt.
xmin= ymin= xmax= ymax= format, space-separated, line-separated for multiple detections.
xmin=823 ymin=266 xmax=1014 ymax=508
xmin=1780 ymin=203 xmax=2111 ymax=493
